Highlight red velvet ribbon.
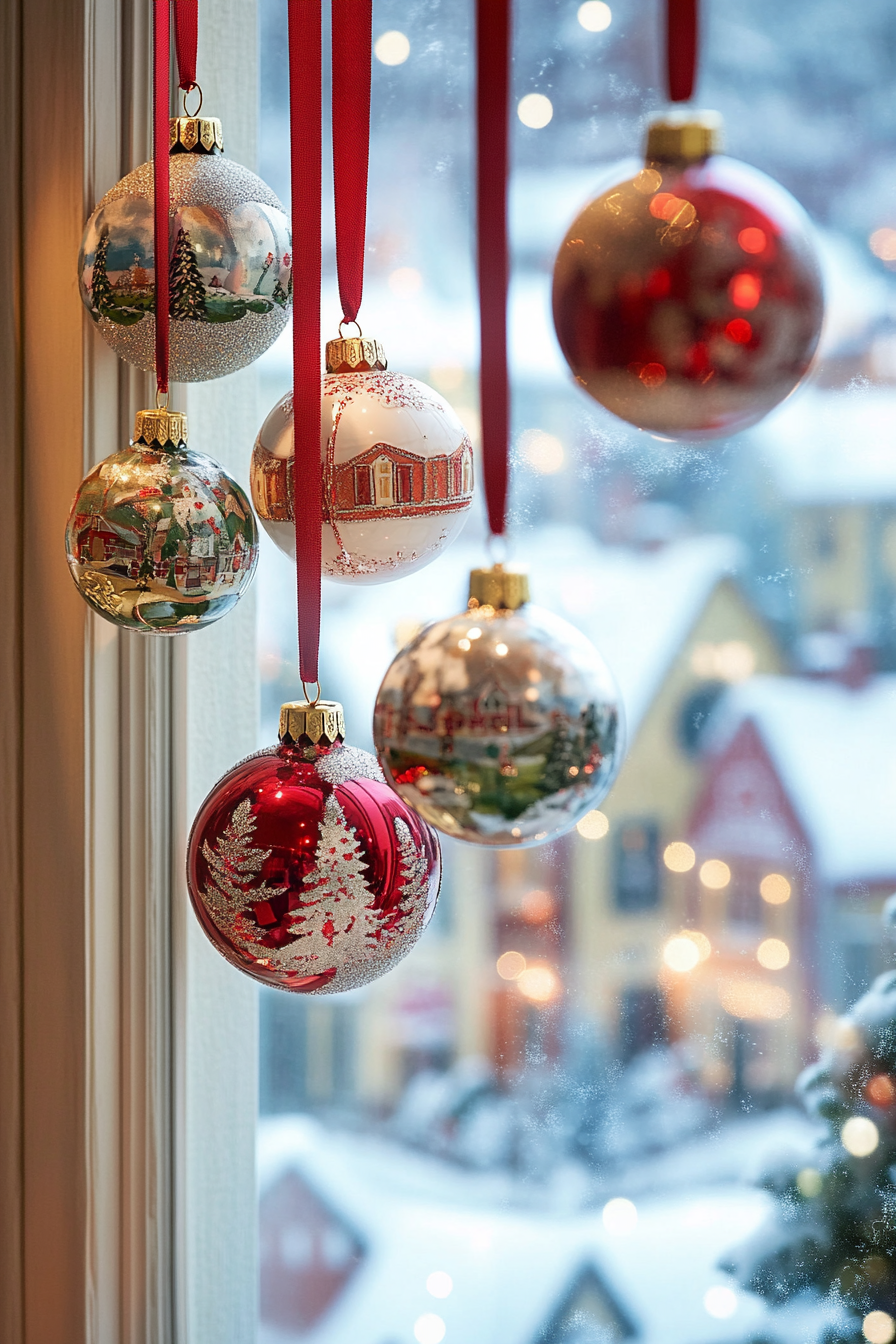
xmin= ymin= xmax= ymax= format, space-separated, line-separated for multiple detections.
xmin=289 ymin=0 xmax=323 ymax=686
xmin=476 ymin=0 xmax=511 ymax=539
xmin=153 ymin=0 xmax=170 ymax=396
xmin=332 ymin=0 xmax=372 ymax=326
xmin=173 ymin=0 xmax=199 ymax=91
xmin=666 ymin=0 xmax=698 ymax=103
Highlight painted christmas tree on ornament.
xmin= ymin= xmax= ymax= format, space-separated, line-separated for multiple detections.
xmin=187 ymin=699 xmax=440 ymax=993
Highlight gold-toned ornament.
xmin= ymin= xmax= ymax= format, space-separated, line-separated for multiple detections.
xmin=373 ymin=566 xmax=625 ymax=847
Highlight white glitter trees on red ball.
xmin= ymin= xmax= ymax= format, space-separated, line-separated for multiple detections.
xmin=250 ymin=334 xmax=474 ymax=582
xmin=187 ymin=699 xmax=441 ymax=993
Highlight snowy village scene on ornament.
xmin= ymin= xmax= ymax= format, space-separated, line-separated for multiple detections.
xmin=79 ymin=147 xmax=291 ymax=380
xmin=187 ymin=742 xmax=441 ymax=994
xmin=251 ymin=371 xmax=475 ymax=582
xmin=65 ymin=439 xmax=258 ymax=632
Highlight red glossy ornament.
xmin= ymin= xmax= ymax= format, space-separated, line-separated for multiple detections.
xmin=552 ymin=112 xmax=824 ymax=441
xmin=187 ymin=700 xmax=440 ymax=993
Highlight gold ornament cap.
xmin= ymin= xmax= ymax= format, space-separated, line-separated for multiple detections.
xmin=169 ymin=116 xmax=224 ymax=155
xmin=645 ymin=110 xmax=723 ymax=164
xmin=325 ymin=335 xmax=388 ymax=374
xmin=279 ymin=699 xmax=346 ymax=747
xmin=133 ymin=408 xmax=188 ymax=448
xmin=468 ymin=565 xmax=530 ymax=612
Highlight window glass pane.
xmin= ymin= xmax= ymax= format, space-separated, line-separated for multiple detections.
xmin=254 ymin=3 xmax=896 ymax=1342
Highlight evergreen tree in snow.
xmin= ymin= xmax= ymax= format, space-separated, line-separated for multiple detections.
xmin=541 ymin=722 xmax=583 ymax=796
xmin=724 ymin=969 xmax=896 ymax=1342
xmin=168 ymin=227 xmax=208 ymax=321
xmin=271 ymin=277 xmax=289 ymax=308
xmin=90 ymin=228 xmax=115 ymax=314
xmin=200 ymin=798 xmax=288 ymax=951
xmin=272 ymin=793 xmax=380 ymax=969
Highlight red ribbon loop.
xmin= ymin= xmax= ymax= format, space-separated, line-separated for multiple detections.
xmin=666 ymin=0 xmax=698 ymax=103
xmin=332 ymin=0 xmax=372 ymax=326
xmin=289 ymin=0 xmax=323 ymax=686
xmin=153 ymin=0 xmax=170 ymax=395
xmin=173 ymin=0 xmax=199 ymax=92
xmin=476 ymin=0 xmax=511 ymax=539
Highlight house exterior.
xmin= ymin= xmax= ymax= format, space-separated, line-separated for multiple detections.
xmin=680 ymin=673 xmax=896 ymax=1095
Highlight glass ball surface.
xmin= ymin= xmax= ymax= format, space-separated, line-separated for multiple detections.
xmin=65 ymin=442 xmax=258 ymax=632
xmin=373 ymin=603 xmax=625 ymax=846
xmin=79 ymin=153 xmax=291 ymax=381
xmin=552 ymin=156 xmax=823 ymax=440
xmin=250 ymin=372 xmax=475 ymax=583
xmin=187 ymin=739 xmax=441 ymax=993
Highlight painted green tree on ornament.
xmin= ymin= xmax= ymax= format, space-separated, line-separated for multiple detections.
xmin=90 ymin=228 xmax=115 ymax=317
xmin=169 ymin=227 xmax=208 ymax=321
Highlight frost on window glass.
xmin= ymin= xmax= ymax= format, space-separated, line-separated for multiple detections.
xmin=254 ymin=3 xmax=896 ymax=1341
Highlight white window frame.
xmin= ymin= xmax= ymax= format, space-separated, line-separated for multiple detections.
xmin=0 ymin=2 xmax=262 ymax=1340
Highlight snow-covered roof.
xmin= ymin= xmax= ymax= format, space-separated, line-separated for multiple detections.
xmin=752 ymin=386 xmax=896 ymax=504
xmin=258 ymin=1115 xmax=834 ymax=1344
xmin=287 ymin=528 xmax=744 ymax=752
xmin=708 ymin=675 xmax=896 ymax=885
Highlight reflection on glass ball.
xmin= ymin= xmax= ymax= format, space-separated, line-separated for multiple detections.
xmin=187 ymin=712 xmax=441 ymax=993
xmin=373 ymin=584 xmax=625 ymax=847
xmin=251 ymin=341 xmax=474 ymax=583
xmin=65 ymin=411 xmax=258 ymax=633
xmin=552 ymin=121 xmax=823 ymax=441
xmin=78 ymin=118 xmax=291 ymax=381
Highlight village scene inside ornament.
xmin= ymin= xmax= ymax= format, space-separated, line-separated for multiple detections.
xmin=65 ymin=409 xmax=258 ymax=632
xmin=251 ymin=334 xmax=474 ymax=582
xmin=373 ymin=567 xmax=625 ymax=846
xmin=552 ymin=112 xmax=824 ymax=441
xmin=78 ymin=116 xmax=291 ymax=381
xmin=187 ymin=700 xmax=441 ymax=993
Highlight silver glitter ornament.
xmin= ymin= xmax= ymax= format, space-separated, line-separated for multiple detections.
xmin=78 ymin=116 xmax=291 ymax=381
xmin=373 ymin=566 xmax=625 ymax=847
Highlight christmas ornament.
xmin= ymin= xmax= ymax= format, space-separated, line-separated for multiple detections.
xmin=187 ymin=699 xmax=440 ymax=992
xmin=78 ymin=113 xmax=291 ymax=382
xmin=65 ymin=407 xmax=258 ymax=632
xmin=373 ymin=566 xmax=624 ymax=847
xmin=250 ymin=334 xmax=475 ymax=582
xmin=552 ymin=111 xmax=824 ymax=441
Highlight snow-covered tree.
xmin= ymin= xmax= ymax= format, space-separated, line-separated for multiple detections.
xmin=201 ymin=797 xmax=287 ymax=952
xmin=90 ymin=228 xmax=114 ymax=314
xmin=169 ymin=226 xmax=208 ymax=321
xmin=725 ymin=971 xmax=896 ymax=1343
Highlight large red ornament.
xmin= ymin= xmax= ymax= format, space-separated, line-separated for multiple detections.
xmin=552 ymin=113 xmax=824 ymax=441
xmin=187 ymin=701 xmax=440 ymax=993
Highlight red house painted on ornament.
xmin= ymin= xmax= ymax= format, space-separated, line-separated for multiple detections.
xmin=331 ymin=439 xmax=473 ymax=520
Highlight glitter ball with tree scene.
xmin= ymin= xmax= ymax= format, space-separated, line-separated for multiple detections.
xmin=78 ymin=115 xmax=291 ymax=381
xmin=187 ymin=701 xmax=440 ymax=993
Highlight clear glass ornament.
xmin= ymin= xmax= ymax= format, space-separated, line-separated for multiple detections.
xmin=250 ymin=335 xmax=474 ymax=583
xmin=65 ymin=409 xmax=258 ymax=633
xmin=78 ymin=116 xmax=291 ymax=381
xmin=552 ymin=113 xmax=824 ymax=441
xmin=373 ymin=567 xmax=625 ymax=847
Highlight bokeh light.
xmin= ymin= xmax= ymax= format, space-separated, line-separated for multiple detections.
xmin=841 ymin=1116 xmax=879 ymax=1157
xmin=760 ymin=873 xmax=791 ymax=904
xmin=757 ymin=938 xmax=790 ymax=970
xmin=664 ymin=841 xmax=695 ymax=872
xmin=703 ymin=1286 xmax=738 ymax=1320
xmin=700 ymin=859 xmax=731 ymax=890
xmin=519 ymin=889 xmax=555 ymax=924
xmin=719 ymin=978 xmax=791 ymax=1021
xmin=870 ymin=228 xmax=896 ymax=263
xmin=738 ymin=226 xmax=767 ymax=254
xmin=690 ymin=641 xmax=756 ymax=682
xmin=375 ymin=30 xmax=411 ymax=65
xmin=496 ymin=950 xmax=526 ymax=981
xmin=517 ymin=965 xmax=561 ymax=1003
xmin=576 ymin=810 xmax=609 ymax=840
xmin=864 ymin=1312 xmax=896 ymax=1344
xmin=389 ymin=266 xmax=423 ymax=296
xmin=729 ymin=272 xmax=762 ymax=309
xmin=866 ymin=1073 xmax=896 ymax=1107
xmin=520 ymin=429 xmax=565 ymax=474
xmin=414 ymin=1313 xmax=446 ymax=1344
xmin=427 ymin=1271 xmax=453 ymax=1299
xmin=796 ymin=1167 xmax=822 ymax=1197
xmin=517 ymin=93 xmax=553 ymax=129
xmin=663 ymin=935 xmax=700 ymax=973
xmin=602 ymin=1197 xmax=637 ymax=1234
xmin=578 ymin=1 xmax=612 ymax=31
